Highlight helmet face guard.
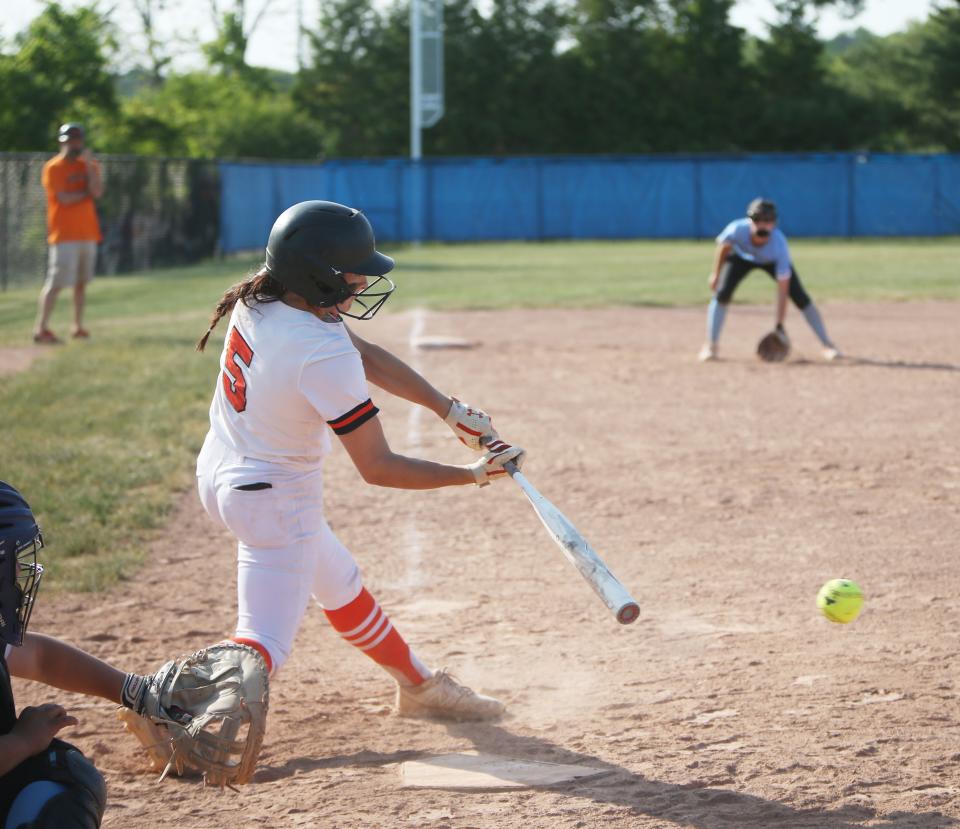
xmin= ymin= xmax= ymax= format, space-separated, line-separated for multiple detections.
xmin=335 ymin=273 xmax=396 ymax=320
xmin=0 ymin=533 xmax=44 ymax=648
xmin=0 ymin=481 xmax=45 ymax=648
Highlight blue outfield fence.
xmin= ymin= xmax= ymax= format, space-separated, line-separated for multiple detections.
xmin=218 ymin=153 xmax=960 ymax=253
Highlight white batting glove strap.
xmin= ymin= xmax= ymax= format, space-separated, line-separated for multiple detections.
xmin=444 ymin=398 xmax=499 ymax=451
xmin=464 ymin=440 xmax=526 ymax=487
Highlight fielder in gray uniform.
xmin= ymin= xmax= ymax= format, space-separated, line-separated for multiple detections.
xmin=699 ymin=198 xmax=841 ymax=362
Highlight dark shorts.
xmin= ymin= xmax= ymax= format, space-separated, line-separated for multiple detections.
xmin=715 ymin=254 xmax=812 ymax=310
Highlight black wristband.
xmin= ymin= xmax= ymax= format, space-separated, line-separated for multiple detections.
xmin=121 ymin=673 xmax=147 ymax=712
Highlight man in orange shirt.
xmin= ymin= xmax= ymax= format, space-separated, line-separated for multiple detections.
xmin=33 ymin=124 xmax=104 ymax=344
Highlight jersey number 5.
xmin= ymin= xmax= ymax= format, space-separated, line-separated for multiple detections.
xmin=223 ymin=327 xmax=254 ymax=412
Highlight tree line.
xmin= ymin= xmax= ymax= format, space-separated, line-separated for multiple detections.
xmin=1 ymin=0 xmax=957 ymax=159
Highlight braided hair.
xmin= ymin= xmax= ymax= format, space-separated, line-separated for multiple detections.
xmin=196 ymin=266 xmax=286 ymax=352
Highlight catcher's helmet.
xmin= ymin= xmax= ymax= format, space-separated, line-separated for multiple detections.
xmin=265 ymin=200 xmax=395 ymax=319
xmin=747 ymin=198 xmax=777 ymax=222
xmin=58 ymin=122 xmax=85 ymax=143
xmin=0 ymin=482 xmax=44 ymax=648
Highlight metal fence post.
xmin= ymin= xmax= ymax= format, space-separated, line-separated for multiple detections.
xmin=1 ymin=158 xmax=8 ymax=291
xmin=846 ymin=153 xmax=857 ymax=238
xmin=693 ymin=156 xmax=703 ymax=239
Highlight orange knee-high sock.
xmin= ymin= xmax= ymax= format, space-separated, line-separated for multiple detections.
xmin=324 ymin=588 xmax=431 ymax=686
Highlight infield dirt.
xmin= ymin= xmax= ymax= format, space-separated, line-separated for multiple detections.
xmin=13 ymin=302 xmax=960 ymax=828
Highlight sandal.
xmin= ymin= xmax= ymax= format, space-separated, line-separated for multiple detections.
xmin=33 ymin=329 xmax=62 ymax=345
xmin=72 ymin=328 xmax=91 ymax=339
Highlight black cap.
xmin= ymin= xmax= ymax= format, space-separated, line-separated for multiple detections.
xmin=58 ymin=123 xmax=85 ymax=143
xmin=265 ymin=201 xmax=394 ymax=308
xmin=747 ymin=198 xmax=777 ymax=222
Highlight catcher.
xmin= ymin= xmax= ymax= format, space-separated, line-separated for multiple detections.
xmin=698 ymin=198 xmax=842 ymax=363
xmin=1 ymin=480 xmax=266 ymax=823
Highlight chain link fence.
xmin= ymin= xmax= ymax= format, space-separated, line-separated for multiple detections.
xmin=0 ymin=153 xmax=220 ymax=290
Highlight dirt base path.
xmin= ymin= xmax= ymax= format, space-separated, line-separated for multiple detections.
xmin=0 ymin=345 xmax=53 ymax=377
xmin=13 ymin=303 xmax=960 ymax=828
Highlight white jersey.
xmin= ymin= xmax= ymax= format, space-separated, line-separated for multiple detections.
xmin=207 ymin=300 xmax=378 ymax=466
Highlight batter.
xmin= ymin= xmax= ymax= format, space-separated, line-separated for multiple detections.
xmin=195 ymin=200 xmax=524 ymax=721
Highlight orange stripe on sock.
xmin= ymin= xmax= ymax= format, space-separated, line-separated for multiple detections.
xmin=325 ymin=588 xmax=427 ymax=686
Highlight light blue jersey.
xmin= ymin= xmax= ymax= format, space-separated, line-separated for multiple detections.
xmin=716 ymin=218 xmax=792 ymax=279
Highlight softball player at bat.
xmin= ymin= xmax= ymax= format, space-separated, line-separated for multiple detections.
xmin=698 ymin=198 xmax=842 ymax=362
xmin=194 ymin=200 xmax=523 ymax=722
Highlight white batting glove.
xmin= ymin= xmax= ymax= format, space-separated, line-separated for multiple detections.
xmin=444 ymin=398 xmax=499 ymax=451
xmin=464 ymin=440 xmax=526 ymax=487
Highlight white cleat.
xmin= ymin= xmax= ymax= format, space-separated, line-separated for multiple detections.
xmin=823 ymin=347 xmax=843 ymax=361
xmin=698 ymin=343 xmax=718 ymax=362
xmin=396 ymin=670 xmax=505 ymax=722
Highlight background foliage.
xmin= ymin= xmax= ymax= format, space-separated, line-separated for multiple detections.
xmin=1 ymin=0 xmax=958 ymax=158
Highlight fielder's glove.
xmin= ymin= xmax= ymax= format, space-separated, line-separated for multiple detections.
xmin=464 ymin=439 xmax=526 ymax=486
xmin=445 ymin=398 xmax=499 ymax=451
xmin=118 ymin=642 xmax=269 ymax=787
xmin=757 ymin=324 xmax=791 ymax=363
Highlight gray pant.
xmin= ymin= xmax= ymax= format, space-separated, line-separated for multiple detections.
xmin=44 ymin=241 xmax=97 ymax=289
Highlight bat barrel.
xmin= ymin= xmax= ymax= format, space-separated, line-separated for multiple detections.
xmin=506 ymin=462 xmax=641 ymax=626
xmin=616 ymin=602 xmax=641 ymax=625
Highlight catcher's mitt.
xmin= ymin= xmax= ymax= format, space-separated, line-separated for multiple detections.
xmin=757 ymin=324 xmax=791 ymax=363
xmin=119 ymin=642 xmax=269 ymax=787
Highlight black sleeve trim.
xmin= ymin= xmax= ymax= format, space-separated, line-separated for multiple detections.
xmin=327 ymin=399 xmax=379 ymax=435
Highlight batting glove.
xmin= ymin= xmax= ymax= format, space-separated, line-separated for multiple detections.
xmin=445 ymin=398 xmax=499 ymax=451
xmin=464 ymin=440 xmax=526 ymax=486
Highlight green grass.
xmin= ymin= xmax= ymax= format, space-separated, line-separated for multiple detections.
xmin=383 ymin=237 xmax=960 ymax=308
xmin=1 ymin=238 xmax=957 ymax=590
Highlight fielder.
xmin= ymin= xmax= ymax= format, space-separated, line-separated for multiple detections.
xmin=193 ymin=200 xmax=524 ymax=729
xmin=698 ymin=198 xmax=841 ymax=362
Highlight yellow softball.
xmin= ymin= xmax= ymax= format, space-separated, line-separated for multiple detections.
xmin=817 ymin=579 xmax=864 ymax=624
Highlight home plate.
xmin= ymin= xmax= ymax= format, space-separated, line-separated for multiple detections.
xmin=411 ymin=335 xmax=477 ymax=350
xmin=399 ymin=752 xmax=608 ymax=790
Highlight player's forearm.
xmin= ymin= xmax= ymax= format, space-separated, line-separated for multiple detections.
xmin=55 ymin=191 xmax=90 ymax=205
xmin=360 ymin=341 xmax=450 ymax=417
xmin=712 ymin=243 xmax=731 ymax=277
xmin=13 ymin=633 xmax=124 ymax=704
xmin=775 ymin=279 xmax=789 ymax=325
xmin=87 ymin=163 xmax=103 ymax=199
xmin=358 ymin=453 xmax=475 ymax=489
xmin=0 ymin=733 xmax=36 ymax=775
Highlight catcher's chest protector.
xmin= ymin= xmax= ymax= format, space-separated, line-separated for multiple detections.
xmin=0 ymin=655 xmax=105 ymax=827
xmin=4 ymin=741 xmax=106 ymax=829
xmin=0 ymin=654 xmax=15 ymax=734
xmin=0 ymin=654 xmax=18 ymax=818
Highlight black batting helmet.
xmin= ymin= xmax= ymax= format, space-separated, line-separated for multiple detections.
xmin=0 ymin=482 xmax=44 ymax=648
xmin=747 ymin=198 xmax=777 ymax=222
xmin=58 ymin=123 xmax=85 ymax=143
xmin=265 ymin=201 xmax=395 ymax=319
